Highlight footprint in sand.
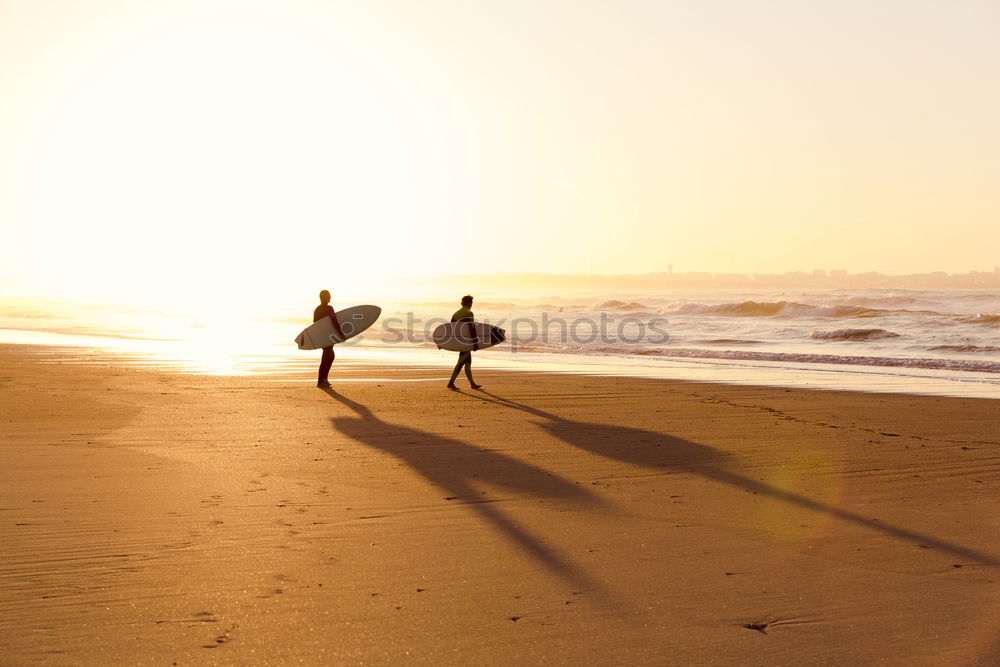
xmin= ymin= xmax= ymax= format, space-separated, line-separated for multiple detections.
xmin=255 ymin=589 xmax=284 ymax=599
xmin=202 ymin=624 xmax=237 ymax=649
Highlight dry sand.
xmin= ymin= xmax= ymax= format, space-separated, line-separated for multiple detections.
xmin=2 ymin=344 xmax=999 ymax=665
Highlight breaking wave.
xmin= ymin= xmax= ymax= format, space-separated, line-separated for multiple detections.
xmin=668 ymin=300 xmax=885 ymax=318
xmin=594 ymin=300 xmax=651 ymax=311
xmin=929 ymin=344 xmax=1000 ymax=353
xmin=961 ymin=314 xmax=1000 ymax=325
xmin=809 ymin=328 xmax=900 ymax=341
xmin=625 ymin=347 xmax=1000 ymax=373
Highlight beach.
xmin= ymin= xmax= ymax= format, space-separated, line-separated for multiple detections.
xmin=2 ymin=343 xmax=998 ymax=665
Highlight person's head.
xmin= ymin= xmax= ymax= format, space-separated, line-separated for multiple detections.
xmin=319 ymin=290 xmax=331 ymax=305
xmin=461 ymin=295 xmax=474 ymax=308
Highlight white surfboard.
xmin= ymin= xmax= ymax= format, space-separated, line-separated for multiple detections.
xmin=295 ymin=305 xmax=382 ymax=350
xmin=432 ymin=321 xmax=506 ymax=352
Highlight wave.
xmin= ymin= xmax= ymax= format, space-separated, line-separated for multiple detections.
xmin=817 ymin=294 xmax=933 ymax=309
xmin=961 ymin=314 xmax=1000 ymax=325
xmin=809 ymin=328 xmax=900 ymax=341
xmin=506 ymin=338 xmax=1000 ymax=373
xmin=929 ymin=344 xmax=1000 ymax=353
xmin=699 ymin=338 xmax=764 ymax=345
xmin=594 ymin=300 xmax=650 ymax=311
xmin=621 ymin=347 xmax=1000 ymax=373
xmin=668 ymin=300 xmax=885 ymax=318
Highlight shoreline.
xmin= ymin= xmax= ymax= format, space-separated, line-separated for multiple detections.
xmin=2 ymin=334 xmax=999 ymax=399
xmin=2 ymin=344 xmax=999 ymax=664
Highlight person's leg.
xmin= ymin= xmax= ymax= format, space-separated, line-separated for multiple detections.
xmin=318 ymin=346 xmax=335 ymax=386
xmin=464 ymin=353 xmax=479 ymax=388
xmin=448 ymin=351 xmax=470 ymax=387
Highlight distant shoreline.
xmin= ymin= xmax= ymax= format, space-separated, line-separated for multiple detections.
xmin=401 ymin=270 xmax=1000 ymax=292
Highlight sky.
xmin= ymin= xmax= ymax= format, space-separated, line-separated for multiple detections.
xmin=2 ymin=0 xmax=999 ymax=311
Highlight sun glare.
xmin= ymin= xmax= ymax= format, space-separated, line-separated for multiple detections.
xmin=10 ymin=3 xmax=452 ymax=315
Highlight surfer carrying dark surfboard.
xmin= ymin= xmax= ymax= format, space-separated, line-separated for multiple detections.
xmin=447 ymin=295 xmax=482 ymax=390
xmin=314 ymin=290 xmax=345 ymax=388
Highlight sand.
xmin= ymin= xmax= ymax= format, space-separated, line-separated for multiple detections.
xmin=1 ymin=343 xmax=999 ymax=665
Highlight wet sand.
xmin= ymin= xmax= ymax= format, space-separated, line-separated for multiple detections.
xmin=2 ymin=344 xmax=999 ymax=665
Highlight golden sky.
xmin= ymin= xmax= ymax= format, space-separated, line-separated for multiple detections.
xmin=2 ymin=0 xmax=999 ymax=307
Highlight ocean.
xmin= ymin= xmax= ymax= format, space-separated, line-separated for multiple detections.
xmin=2 ymin=288 xmax=999 ymax=398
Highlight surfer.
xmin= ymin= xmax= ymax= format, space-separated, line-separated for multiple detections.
xmin=314 ymin=290 xmax=345 ymax=388
xmin=448 ymin=295 xmax=482 ymax=390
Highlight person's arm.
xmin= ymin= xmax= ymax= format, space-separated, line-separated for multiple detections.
xmin=464 ymin=320 xmax=479 ymax=351
xmin=328 ymin=306 xmax=345 ymax=339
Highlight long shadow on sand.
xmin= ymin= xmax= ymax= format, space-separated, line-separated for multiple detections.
xmin=460 ymin=389 xmax=999 ymax=567
xmin=324 ymin=387 xmax=607 ymax=590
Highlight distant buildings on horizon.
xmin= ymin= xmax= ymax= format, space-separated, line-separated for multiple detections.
xmin=437 ymin=268 xmax=1000 ymax=291
xmin=696 ymin=267 xmax=1000 ymax=289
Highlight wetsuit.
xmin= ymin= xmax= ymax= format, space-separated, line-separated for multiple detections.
xmin=314 ymin=304 xmax=343 ymax=385
xmin=449 ymin=307 xmax=478 ymax=386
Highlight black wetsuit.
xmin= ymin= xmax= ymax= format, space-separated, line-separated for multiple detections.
xmin=314 ymin=304 xmax=342 ymax=385
xmin=449 ymin=307 xmax=478 ymax=386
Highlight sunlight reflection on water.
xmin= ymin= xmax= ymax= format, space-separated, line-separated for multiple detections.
xmin=4 ymin=327 xmax=1000 ymax=399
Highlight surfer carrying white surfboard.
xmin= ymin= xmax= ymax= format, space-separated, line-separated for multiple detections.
xmin=447 ymin=295 xmax=482 ymax=390
xmin=314 ymin=290 xmax=345 ymax=388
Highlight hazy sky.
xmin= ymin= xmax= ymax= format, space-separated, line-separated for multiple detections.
xmin=2 ymin=0 xmax=998 ymax=307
